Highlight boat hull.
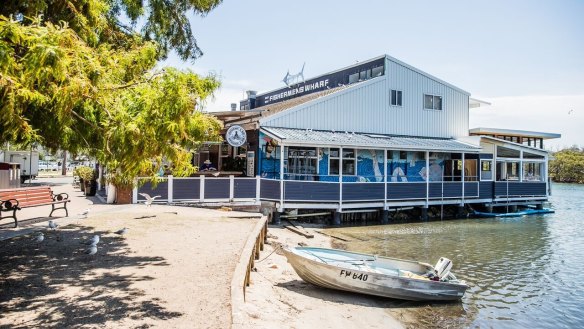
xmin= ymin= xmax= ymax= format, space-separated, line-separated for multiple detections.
xmin=283 ymin=247 xmax=467 ymax=302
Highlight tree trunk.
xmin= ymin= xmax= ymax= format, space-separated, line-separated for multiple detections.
xmin=61 ymin=151 xmax=67 ymax=176
xmin=115 ymin=185 xmax=133 ymax=204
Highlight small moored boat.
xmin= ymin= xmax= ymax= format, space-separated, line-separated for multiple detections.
xmin=283 ymin=247 xmax=468 ymax=301
xmin=473 ymin=208 xmax=554 ymax=218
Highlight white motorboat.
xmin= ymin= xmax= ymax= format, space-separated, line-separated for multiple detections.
xmin=283 ymin=247 xmax=468 ymax=301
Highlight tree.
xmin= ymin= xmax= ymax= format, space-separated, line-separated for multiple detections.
xmin=1 ymin=0 xmax=222 ymax=61
xmin=549 ymin=148 xmax=584 ymax=184
xmin=0 ymin=0 xmax=224 ymax=201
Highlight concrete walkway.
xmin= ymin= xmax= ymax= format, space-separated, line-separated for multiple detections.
xmin=0 ymin=176 xmax=262 ymax=328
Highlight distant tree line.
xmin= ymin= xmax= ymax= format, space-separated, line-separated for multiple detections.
xmin=549 ymin=147 xmax=584 ymax=184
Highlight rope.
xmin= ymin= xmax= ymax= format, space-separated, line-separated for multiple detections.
xmin=256 ymin=245 xmax=282 ymax=263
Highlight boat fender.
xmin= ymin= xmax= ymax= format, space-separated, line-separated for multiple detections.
xmin=434 ymin=257 xmax=453 ymax=279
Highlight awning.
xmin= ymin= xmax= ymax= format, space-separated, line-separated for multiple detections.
xmin=261 ymin=127 xmax=481 ymax=153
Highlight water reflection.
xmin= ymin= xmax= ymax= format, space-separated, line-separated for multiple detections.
xmin=327 ymin=183 xmax=584 ymax=328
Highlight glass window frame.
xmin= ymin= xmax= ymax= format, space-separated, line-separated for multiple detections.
xmin=423 ymin=94 xmax=443 ymax=111
xmin=390 ymin=89 xmax=403 ymax=107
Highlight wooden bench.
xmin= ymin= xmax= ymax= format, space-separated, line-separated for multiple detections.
xmin=0 ymin=186 xmax=70 ymax=228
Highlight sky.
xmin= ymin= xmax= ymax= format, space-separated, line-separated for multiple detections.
xmin=161 ymin=0 xmax=584 ymax=150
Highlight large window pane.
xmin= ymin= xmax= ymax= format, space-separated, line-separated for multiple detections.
xmin=424 ymin=94 xmax=433 ymax=109
xmin=342 ymin=159 xmax=355 ymax=175
xmin=523 ymin=162 xmax=543 ymax=181
xmin=481 ymin=160 xmax=493 ymax=180
xmin=433 ymin=96 xmax=442 ymax=110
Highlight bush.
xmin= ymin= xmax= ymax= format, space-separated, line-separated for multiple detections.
xmin=75 ymin=166 xmax=95 ymax=181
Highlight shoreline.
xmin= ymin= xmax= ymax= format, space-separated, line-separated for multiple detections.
xmin=238 ymin=225 xmax=405 ymax=329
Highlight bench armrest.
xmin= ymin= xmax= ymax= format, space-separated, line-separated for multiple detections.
xmin=0 ymin=198 xmax=20 ymax=210
xmin=53 ymin=193 xmax=70 ymax=202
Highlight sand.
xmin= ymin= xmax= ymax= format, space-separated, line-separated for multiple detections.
xmin=238 ymin=225 xmax=405 ymax=329
xmin=0 ymin=205 xmax=257 ymax=329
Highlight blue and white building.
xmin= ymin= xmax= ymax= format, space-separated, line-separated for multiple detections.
xmin=137 ymin=55 xmax=560 ymax=221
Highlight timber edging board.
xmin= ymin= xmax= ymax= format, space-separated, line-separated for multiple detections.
xmin=231 ymin=215 xmax=268 ymax=328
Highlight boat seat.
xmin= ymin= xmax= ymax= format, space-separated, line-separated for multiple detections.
xmin=399 ymin=270 xmax=430 ymax=281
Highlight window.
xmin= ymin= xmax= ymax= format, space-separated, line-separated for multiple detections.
xmin=359 ymin=70 xmax=371 ymax=81
xmin=390 ymin=90 xmax=403 ymax=106
xmin=481 ymin=160 xmax=493 ymax=181
xmin=329 ymin=148 xmax=356 ymax=175
xmin=348 ymin=73 xmax=359 ymax=84
xmin=523 ymin=162 xmax=544 ymax=181
xmin=288 ymin=147 xmax=317 ymax=176
xmin=424 ymin=94 xmax=442 ymax=110
xmin=342 ymin=149 xmax=356 ymax=175
xmin=329 ymin=148 xmax=340 ymax=175
xmin=371 ymin=66 xmax=384 ymax=77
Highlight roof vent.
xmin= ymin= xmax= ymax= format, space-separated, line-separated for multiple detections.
xmin=246 ymin=90 xmax=257 ymax=99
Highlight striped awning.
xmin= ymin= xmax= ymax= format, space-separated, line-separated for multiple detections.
xmin=261 ymin=127 xmax=481 ymax=153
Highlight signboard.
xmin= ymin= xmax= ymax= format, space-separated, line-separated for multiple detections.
xmin=255 ymin=57 xmax=385 ymax=108
xmin=246 ymin=151 xmax=255 ymax=177
xmin=226 ymin=125 xmax=247 ymax=147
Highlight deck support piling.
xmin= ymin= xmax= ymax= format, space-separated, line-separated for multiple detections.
xmin=536 ymin=203 xmax=544 ymax=210
xmin=457 ymin=206 xmax=466 ymax=218
xmin=272 ymin=211 xmax=281 ymax=225
xmin=332 ymin=211 xmax=341 ymax=226
xmin=381 ymin=210 xmax=389 ymax=224
xmin=421 ymin=207 xmax=428 ymax=221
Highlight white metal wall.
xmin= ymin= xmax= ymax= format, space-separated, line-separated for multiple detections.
xmin=260 ymin=56 xmax=470 ymax=139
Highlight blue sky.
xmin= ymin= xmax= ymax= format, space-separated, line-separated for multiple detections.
xmin=162 ymin=0 xmax=584 ymax=149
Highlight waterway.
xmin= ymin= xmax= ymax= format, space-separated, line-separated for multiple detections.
xmin=328 ymin=183 xmax=584 ymax=328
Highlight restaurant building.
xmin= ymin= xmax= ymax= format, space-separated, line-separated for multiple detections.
xmin=137 ymin=55 xmax=560 ymax=223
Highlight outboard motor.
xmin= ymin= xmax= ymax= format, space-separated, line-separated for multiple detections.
xmin=434 ymin=257 xmax=453 ymax=280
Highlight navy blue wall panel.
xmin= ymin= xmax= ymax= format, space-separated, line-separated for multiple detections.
xmin=464 ymin=182 xmax=479 ymax=198
xmin=387 ymin=183 xmax=426 ymax=200
xmin=234 ymin=179 xmax=256 ymax=198
xmin=342 ymin=183 xmax=384 ymax=201
xmin=138 ymin=181 xmax=168 ymax=200
xmin=284 ymin=181 xmax=340 ymax=201
xmin=204 ymin=179 xmax=230 ymax=199
xmin=260 ymin=179 xmax=281 ymax=200
xmin=479 ymin=182 xmax=493 ymax=199
xmin=173 ymin=179 xmax=200 ymax=200
xmin=494 ymin=182 xmax=546 ymax=197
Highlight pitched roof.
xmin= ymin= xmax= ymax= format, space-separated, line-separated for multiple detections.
xmin=262 ymin=127 xmax=481 ymax=153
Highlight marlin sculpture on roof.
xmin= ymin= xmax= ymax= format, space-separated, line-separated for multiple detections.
xmin=282 ymin=62 xmax=305 ymax=87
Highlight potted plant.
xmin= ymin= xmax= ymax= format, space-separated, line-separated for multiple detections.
xmin=76 ymin=166 xmax=97 ymax=196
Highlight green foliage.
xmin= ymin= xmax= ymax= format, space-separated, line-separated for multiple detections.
xmin=74 ymin=166 xmax=95 ymax=181
xmin=549 ymin=148 xmax=584 ymax=184
xmin=1 ymin=0 xmax=222 ymax=61
xmin=0 ymin=14 xmax=223 ymax=189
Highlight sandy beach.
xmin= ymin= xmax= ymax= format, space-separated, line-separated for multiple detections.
xmin=238 ymin=225 xmax=405 ymax=329
xmin=1 ymin=177 xmax=407 ymax=328
xmin=0 ymin=191 xmax=258 ymax=328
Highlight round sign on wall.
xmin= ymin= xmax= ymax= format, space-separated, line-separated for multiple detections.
xmin=226 ymin=125 xmax=247 ymax=147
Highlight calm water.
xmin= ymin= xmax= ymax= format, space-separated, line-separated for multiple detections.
xmin=328 ymin=183 xmax=584 ymax=328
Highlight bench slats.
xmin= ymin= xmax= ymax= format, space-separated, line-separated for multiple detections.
xmin=1 ymin=186 xmax=69 ymax=228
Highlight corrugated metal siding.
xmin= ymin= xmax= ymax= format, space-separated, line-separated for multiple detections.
xmin=174 ymin=178 xmax=200 ymax=200
xmin=204 ymin=179 xmax=230 ymax=199
xmin=260 ymin=179 xmax=280 ymax=200
xmin=260 ymin=57 xmax=469 ymax=139
xmin=284 ymin=181 xmax=339 ymax=201
xmin=387 ymin=183 xmax=426 ymax=199
xmin=138 ymin=181 xmax=168 ymax=200
xmin=494 ymin=182 xmax=547 ymax=197
xmin=342 ymin=183 xmax=384 ymax=201
xmin=479 ymin=182 xmax=493 ymax=199
xmin=234 ymin=179 xmax=256 ymax=198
